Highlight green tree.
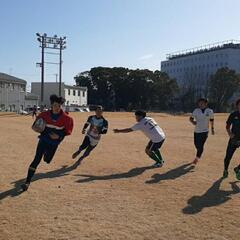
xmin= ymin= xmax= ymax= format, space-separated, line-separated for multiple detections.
xmin=209 ymin=67 xmax=240 ymax=112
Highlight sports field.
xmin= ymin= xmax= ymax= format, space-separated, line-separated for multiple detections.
xmin=0 ymin=112 xmax=239 ymax=240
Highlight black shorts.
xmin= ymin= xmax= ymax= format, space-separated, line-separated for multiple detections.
xmin=146 ymin=140 xmax=165 ymax=151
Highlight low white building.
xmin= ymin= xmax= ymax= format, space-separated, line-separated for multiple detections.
xmin=0 ymin=73 xmax=38 ymax=112
xmin=31 ymin=82 xmax=88 ymax=108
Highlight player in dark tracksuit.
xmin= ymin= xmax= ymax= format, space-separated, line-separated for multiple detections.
xmin=21 ymin=95 xmax=74 ymax=191
xmin=223 ymin=98 xmax=240 ymax=179
xmin=72 ymin=106 xmax=108 ymax=161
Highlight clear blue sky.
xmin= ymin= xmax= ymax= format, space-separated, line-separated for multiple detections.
xmin=0 ymin=0 xmax=239 ymax=87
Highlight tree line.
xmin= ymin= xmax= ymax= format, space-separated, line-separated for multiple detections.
xmin=74 ymin=67 xmax=240 ymax=112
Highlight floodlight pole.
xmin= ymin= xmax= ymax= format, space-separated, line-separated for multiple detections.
xmin=59 ymin=39 xmax=62 ymax=96
xmin=41 ymin=36 xmax=45 ymax=109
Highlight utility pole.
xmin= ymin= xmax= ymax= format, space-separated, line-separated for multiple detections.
xmin=55 ymin=74 xmax=58 ymax=83
xmin=36 ymin=33 xmax=66 ymax=107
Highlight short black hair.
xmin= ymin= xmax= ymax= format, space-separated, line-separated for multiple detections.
xmin=236 ymin=98 xmax=240 ymax=106
xmin=135 ymin=110 xmax=146 ymax=118
xmin=50 ymin=94 xmax=65 ymax=105
xmin=197 ymin=98 xmax=208 ymax=104
xmin=96 ymin=105 xmax=103 ymax=111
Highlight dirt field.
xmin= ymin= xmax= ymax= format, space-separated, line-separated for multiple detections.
xmin=0 ymin=112 xmax=239 ymax=240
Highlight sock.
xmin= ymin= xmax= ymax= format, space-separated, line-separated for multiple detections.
xmin=155 ymin=149 xmax=163 ymax=162
xmin=26 ymin=167 xmax=36 ymax=184
xmin=150 ymin=151 xmax=161 ymax=163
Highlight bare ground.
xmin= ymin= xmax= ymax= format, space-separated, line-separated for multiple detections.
xmin=0 ymin=112 xmax=239 ymax=240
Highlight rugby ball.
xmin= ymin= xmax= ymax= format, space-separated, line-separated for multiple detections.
xmin=32 ymin=118 xmax=46 ymax=133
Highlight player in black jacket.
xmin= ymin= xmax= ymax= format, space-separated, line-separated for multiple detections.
xmin=223 ymin=98 xmax=240 ymax=180
xmin=72 ymin=106 xmax=108 ymax=161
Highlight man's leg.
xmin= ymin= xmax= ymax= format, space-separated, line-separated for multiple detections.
xmin=81 ymin=144 xmax=96 ymax=159
xmin=223 ymin=139 xmax=237 ymax=178
xmin=72 ymin=136 xmax=90 ymax=159
xmin=195 ymin=132 xmax=208 ymax=159
xmin=22 ymin=140 xmax=45 ymax=191
xmin=145 ymin=141 xmax=164 ymax=166
xmin=44 ymin=144 xmax=59 ymax=164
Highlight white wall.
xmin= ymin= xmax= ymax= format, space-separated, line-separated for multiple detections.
xmin=31 ymin=82 xmax=87 ymax=107
xmin=31 ymin=82 xmax=65 ymax=107
xmin=64 ymin=88 xmax=87 ymax=106
xmin=0 ymin=82 xmax=26 ymax=111
xmin=161 ymin=48 xmax=240 ymax=88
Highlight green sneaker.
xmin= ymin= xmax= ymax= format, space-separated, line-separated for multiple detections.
xmin=223 ymin=170 xmax=229 ymax=179
xmin=234 ymin=167 xmax=240 ymax=180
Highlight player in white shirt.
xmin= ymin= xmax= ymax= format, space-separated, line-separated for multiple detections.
xmin=189 ymin=98 xmax=215 ymax=165
xmin=114 ymin=110 xmax=165 ymax=168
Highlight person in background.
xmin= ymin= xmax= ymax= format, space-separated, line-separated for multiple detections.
xmin=189 ymin=98 xmax=214 ymax=165
xmin=223 ymin=98 xmax=240 ymax=179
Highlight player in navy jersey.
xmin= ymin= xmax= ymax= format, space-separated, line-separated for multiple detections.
xmin=223 ymin=98 xmax=240 ymax=179
xmin=21 ymin=95 xmax=74 ymax=191
xmin=72 ymin=106 xmax=108 ymax=161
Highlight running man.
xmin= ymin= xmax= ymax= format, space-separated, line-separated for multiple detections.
xmin=223 ymin=99 xmax=240 ymax=179
xmin=32 ymin=105 xmax=37 ymax=119
xmin=113 ymin=110 xmax=165 ymax=167
xmin=21 ymin=95 xmax=74 ymax=191
xmin=72 ymin=106 xmax=108 ymax=161
xmin=189 ymin=98 xmax=214 ymax=165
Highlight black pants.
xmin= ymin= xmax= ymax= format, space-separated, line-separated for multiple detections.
xmin=194 ymin=132 xmax=208 ymax=158
xmin=79 ymin=136 xmax=97 ymax=158
xmin=146 ymin=140 xmax=165 ymax=151
xmin=224 ymin=138 xmax=240 ymax=171
xmin=29 ymin=140 xmax=58 ymax=170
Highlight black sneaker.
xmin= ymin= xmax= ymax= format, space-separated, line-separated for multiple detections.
xmin=223 ymin=170 xmax=228 ymax=179
xmin=21 ymin=183 xmax=30 ymax=192
xmin=72 ymin=150 xmax=81 ymax=159
xmin=234 ymin=167 xmax=240 ymax=180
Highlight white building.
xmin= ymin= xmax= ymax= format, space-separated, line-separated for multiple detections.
xmin=0 ymin=73 xmax=38 ymax=112
xmin=31 ymin=82 xmax=88 ymax=108
xmin=161 ymin=40 xmax=240 ymax=93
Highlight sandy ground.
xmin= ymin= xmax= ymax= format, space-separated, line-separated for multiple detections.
xmin=0 ymin=112 xmax=239 ymax=240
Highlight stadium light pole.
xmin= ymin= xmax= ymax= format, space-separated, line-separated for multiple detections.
xmin=36 ymin=33 xmax=46 ymax=110
xmin=36 ymin=33 xmax=67 ymax=105
xmin=59 ymin=36 xmax=66 ymax=96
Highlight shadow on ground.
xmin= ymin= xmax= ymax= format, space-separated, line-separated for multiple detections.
xmin=0 ymin=159 xmax=82 ymax=202
xmin=145 ymin=163 xmax=195 ymax=184
xmin=75 ymin=165 xmax=155 ymax=183
xmin=182 ymin=177 xmax=240 ymax=214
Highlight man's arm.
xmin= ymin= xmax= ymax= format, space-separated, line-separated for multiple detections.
xmin=226 ymin=114 xmax=234 ymax=139
xmin=210 ymin=119 xmax=215 ymax=135
xmin=82 ymin=122 xmax=90 ymax=134
xmin=82 ymin=116 xmax=92 ymax=134
xmin=113 ymin=128 xmax=133 ymax=133
xmin=189 ymin=116 xmax=196 ymax=125
xmin=101 ymin=119 xmax=108 ymax=134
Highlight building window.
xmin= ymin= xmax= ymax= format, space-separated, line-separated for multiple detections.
xmin=73 ymin=90 xmax=76 ymax=96
xmin=83 ymin=91 xmax=85 ymax=97
xmin=68 ymin=89 xmax=71 ymax=95
xmin=78 ymin=90 xmax=80 ymax=96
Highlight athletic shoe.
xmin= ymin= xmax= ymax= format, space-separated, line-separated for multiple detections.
xmin=153 ymin=161 xmax=164 ymax=168
xmin=72 ymin=150 xmax=81 ymax=159
xmin=193 ymin=157 xmax=199 ymax=165
xmin=234 ymin=167 xmax=240 ymax=180
xmin=21 ymin=183 xmax=30 ymax=192
xmin=222 ymin=170 xmax=229 ymax=179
